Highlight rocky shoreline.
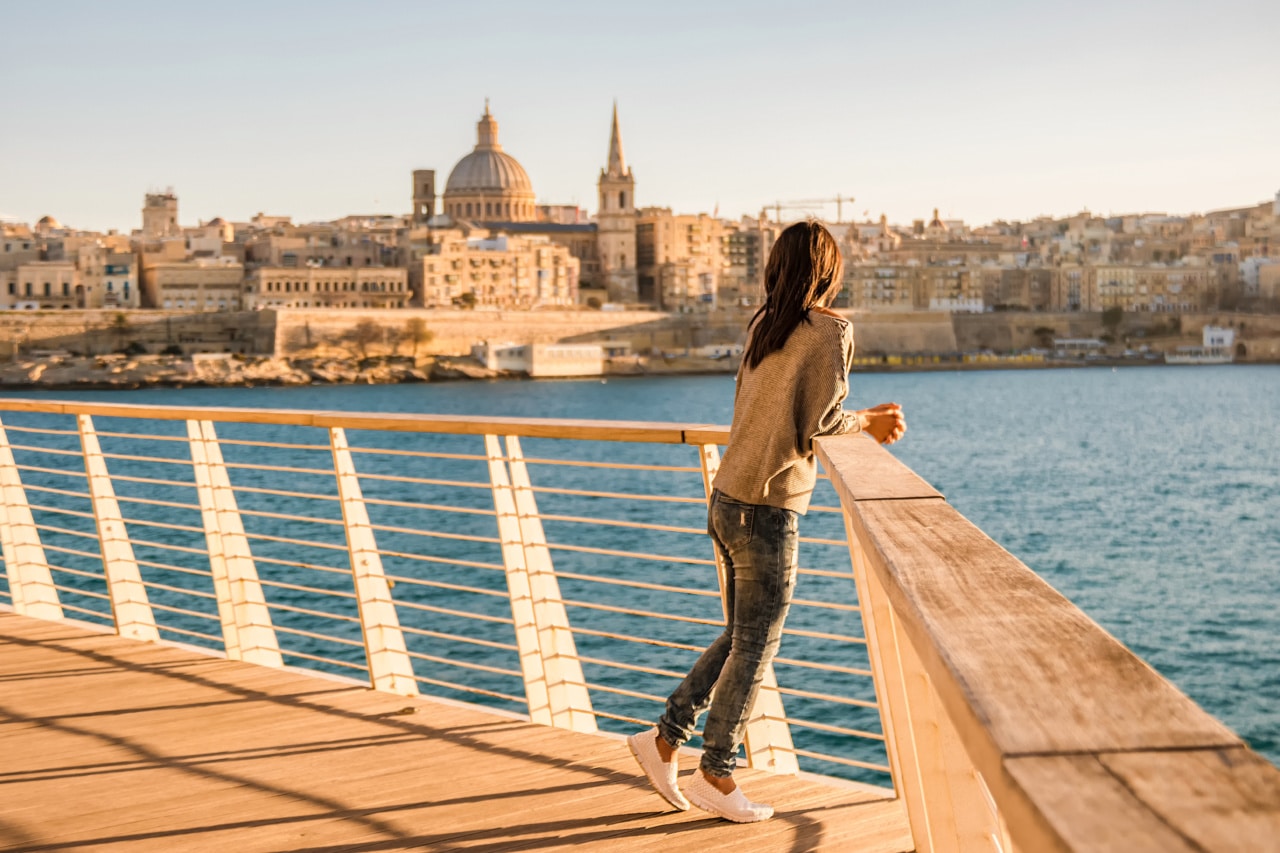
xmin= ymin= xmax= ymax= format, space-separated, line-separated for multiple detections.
xmin=0 ymin=352 xmax=751 ymax=391
xmin=0 ymin=353 xmax=522 ymax=390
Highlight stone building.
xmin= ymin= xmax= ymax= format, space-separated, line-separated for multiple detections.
xmin=77 ymin=244 xmax=140 ymax=309
xmin=142 ymin=191 xmax=179 ymax=240
xmin=1 ymin=261 xmax=80 ymax=310
xmin=636 ymin=208 xmax=726 ymax=310
xmin=1 ymin=223 xmax=39 ymax=271
xmin=141 ymin=258 xmax=245 ymax=311
xmin=247 ymin=267 xmax=409 ymax=309
xmin=418 ymin=230 xmax=578 ymax=309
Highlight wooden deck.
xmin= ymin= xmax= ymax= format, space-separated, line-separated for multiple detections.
xmin=0 ymin=611 xmax=912 ymax=852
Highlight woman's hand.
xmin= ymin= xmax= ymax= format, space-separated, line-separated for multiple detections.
xmin=860 ymin=403 xmax=906 ymax=445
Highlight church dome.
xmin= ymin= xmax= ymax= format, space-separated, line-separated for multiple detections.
xmin=445 ymin=150 xmax=532 ymax=195
xmin=442 ymin=103 xmax=536 ymax=222
xmin=36 ymin=215 xmax=62 ymax=231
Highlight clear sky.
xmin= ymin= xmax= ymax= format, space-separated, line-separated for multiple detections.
xmin=2 ymin=0 xmax=1278 ymax=232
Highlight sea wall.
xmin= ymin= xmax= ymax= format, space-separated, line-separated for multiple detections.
xmin=0 ymin=310 xmax=275 ymax=359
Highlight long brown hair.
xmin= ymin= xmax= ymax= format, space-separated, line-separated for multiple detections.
xmin=742 ymin=220 xmax=844 ymax=370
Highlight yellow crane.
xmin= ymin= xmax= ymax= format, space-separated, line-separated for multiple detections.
xmin=761 ymin=194 xmax=856 ymax=224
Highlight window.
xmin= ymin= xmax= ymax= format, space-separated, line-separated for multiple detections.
xmin=43 ymin=282 xmax=51 ymax=296
xmin=107 ymin=281 xmax=114 ymax=292
xmin=620 ymin=191 xmax=626 ymax=209
xmin=485 ymin=203 xmax=492 ymax=216
xmin=62 ymin=282 xmax=69 ymax=296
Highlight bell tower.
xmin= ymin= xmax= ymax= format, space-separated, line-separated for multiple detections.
xmin=412 ymin=170 xmax=436 ymax=224
xmin=597 ymin=102 xmax=638 ymax=302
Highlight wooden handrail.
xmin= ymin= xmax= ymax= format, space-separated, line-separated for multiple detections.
xmin=816 ymin=433 xmax=1280 ymax=852
xmin=0 ymin=398 xmax=731 ymax=445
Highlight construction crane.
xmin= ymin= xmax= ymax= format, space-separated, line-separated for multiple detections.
xmin=761 ymin=194 xmax=856 ymax=224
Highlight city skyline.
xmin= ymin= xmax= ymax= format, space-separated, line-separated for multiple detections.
xmin=3 ymin=0 xmax=1278 ymax=231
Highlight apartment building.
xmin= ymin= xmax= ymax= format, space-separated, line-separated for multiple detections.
xmin=418 ymin=232 xmax=577 ymax=309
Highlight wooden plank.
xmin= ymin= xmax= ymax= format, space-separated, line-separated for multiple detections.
xmin=816 ymin=433 xmax=943 ymax=502
xmin=1099 ymin=747 xmax=1280 ymax=851
xmin=1002 ymin=754 xmax=1196 ymax=852
xmin=850 ymin=498 xmax=1241 ymax=764
xmin=0 ymin=609 xmax=910 ymax=853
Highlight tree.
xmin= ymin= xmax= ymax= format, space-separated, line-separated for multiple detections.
xmin=453 ymin=292 xmax=477 ymax=310
xmin=111 ymin=313 xmax=131 ymax=353
xmin=1032 ymin=326 xmax=1056 ymax=349
xmin=403 ymin=317 xmax=433 ymax=359
xmin=341 ymin=319 xmax=384 ymax=360
xmin=1102 ymin=306 xmax=1123 ymax=330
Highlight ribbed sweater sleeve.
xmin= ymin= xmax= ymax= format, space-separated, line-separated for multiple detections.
xmin=712 ymin=311 xmax=861 ymax=514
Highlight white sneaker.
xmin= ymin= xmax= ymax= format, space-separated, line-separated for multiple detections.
xmin=684 ymin=772 xmax=774 ymax=823
xmin=626 ymin=727 xmax=690 ymax=811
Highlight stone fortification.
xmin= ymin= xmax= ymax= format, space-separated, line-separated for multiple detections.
xmin=849 ymin=313 xmax=958 ymax=355
xmin=0 ymin=310 xmax=276 ymax=360
xmin=273 ymin=308 xmax=729 ymax=358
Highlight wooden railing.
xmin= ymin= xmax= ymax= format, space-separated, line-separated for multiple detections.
xmin=1 ymin=397 xmax=1277 ymax=851
xmin=815 ymin=435 xmax=1280 ymax=852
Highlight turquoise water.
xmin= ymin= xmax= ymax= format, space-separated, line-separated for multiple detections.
xmin=1 ymin=365 xmax=1276 ymax=770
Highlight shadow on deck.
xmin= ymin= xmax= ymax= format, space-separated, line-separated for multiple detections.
xmin=0 ymin=611 xmax=912 ymax=852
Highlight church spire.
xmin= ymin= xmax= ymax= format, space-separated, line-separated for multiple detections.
xmin=606 ymin=100 xmax=627 ymax=177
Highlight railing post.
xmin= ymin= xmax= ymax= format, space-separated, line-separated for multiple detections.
xmin=330 ymin=427 xmax=418 ymax=697
xmin=0 ymin=417 xmax=61 ymax=620
xmin=899 ymin=611 xmax=1009 ymax=852
xmin=188 ymin=420 xmax=282 ymax=666
xmin=846 ymin=513 xmax=938 ymax=852
xmin=504 ymin=435 xmax=595 ymax=733
xmin=77 ymin=415 xmax=158 ymax=642
xmin=697 ymin=443 xmax=798 ymax=774
xmin=489 ymin=434 xmax=554 ymax=726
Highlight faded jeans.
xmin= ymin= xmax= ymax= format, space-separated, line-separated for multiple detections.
xmin=657 ymin=490 xmax=799 ymax=777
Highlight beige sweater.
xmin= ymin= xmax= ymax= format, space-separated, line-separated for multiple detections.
xmin=712 ymin=311 xmax=861 ymax=513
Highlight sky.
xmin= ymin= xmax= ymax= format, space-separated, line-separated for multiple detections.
xmin=2 ymin=0 xmax=1278 ymax=232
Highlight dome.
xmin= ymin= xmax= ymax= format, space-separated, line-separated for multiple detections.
xmin=36 ymin=215 xmax=62 ymax=230
xmin=208 ymin=217 xmax=227 ymax=226
xmin=442 ymin=103 xmax=536 ymax=222
xmin=445 ymin=149 xmax=532 ymax=195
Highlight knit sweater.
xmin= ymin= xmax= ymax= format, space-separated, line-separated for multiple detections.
xmin=712 ymin=310 xmax=861 ymax=513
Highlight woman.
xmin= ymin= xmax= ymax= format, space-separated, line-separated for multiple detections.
xmin=627 ymin=220 xmax=906 ymax=823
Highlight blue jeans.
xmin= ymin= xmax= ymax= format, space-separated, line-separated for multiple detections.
xmin=657 ymin=490 xmax=799 ymax=776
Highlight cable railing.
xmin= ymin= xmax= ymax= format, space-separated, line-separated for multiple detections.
xmin=0 ymin=400 xmax=884 ymax=787
xmin=3 ymin=398 xmax=1276 ymax=852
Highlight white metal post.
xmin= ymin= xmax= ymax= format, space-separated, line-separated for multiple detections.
xmin=505 ymin=435 xmax=596 ymax=733
xmin=77 ymin=415 xmax=158 ymax=642
xmin=330 ymin=427 xmax=418 ymax=696
xmin=0 ymin=417 xmax=61 ymax=620
xmin=488 ymin=434 xmax=555 ymax=726
xmin=188 ymin=419 xmax=282 ymax=666
xmin=698 ymin=443 xmax=799 ymax=774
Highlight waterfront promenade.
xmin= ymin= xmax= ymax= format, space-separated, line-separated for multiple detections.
xmin=0 ymin=611 xmax=909 ymax=852
xmin=2 ymin=397 xmax=1279 ymax=852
